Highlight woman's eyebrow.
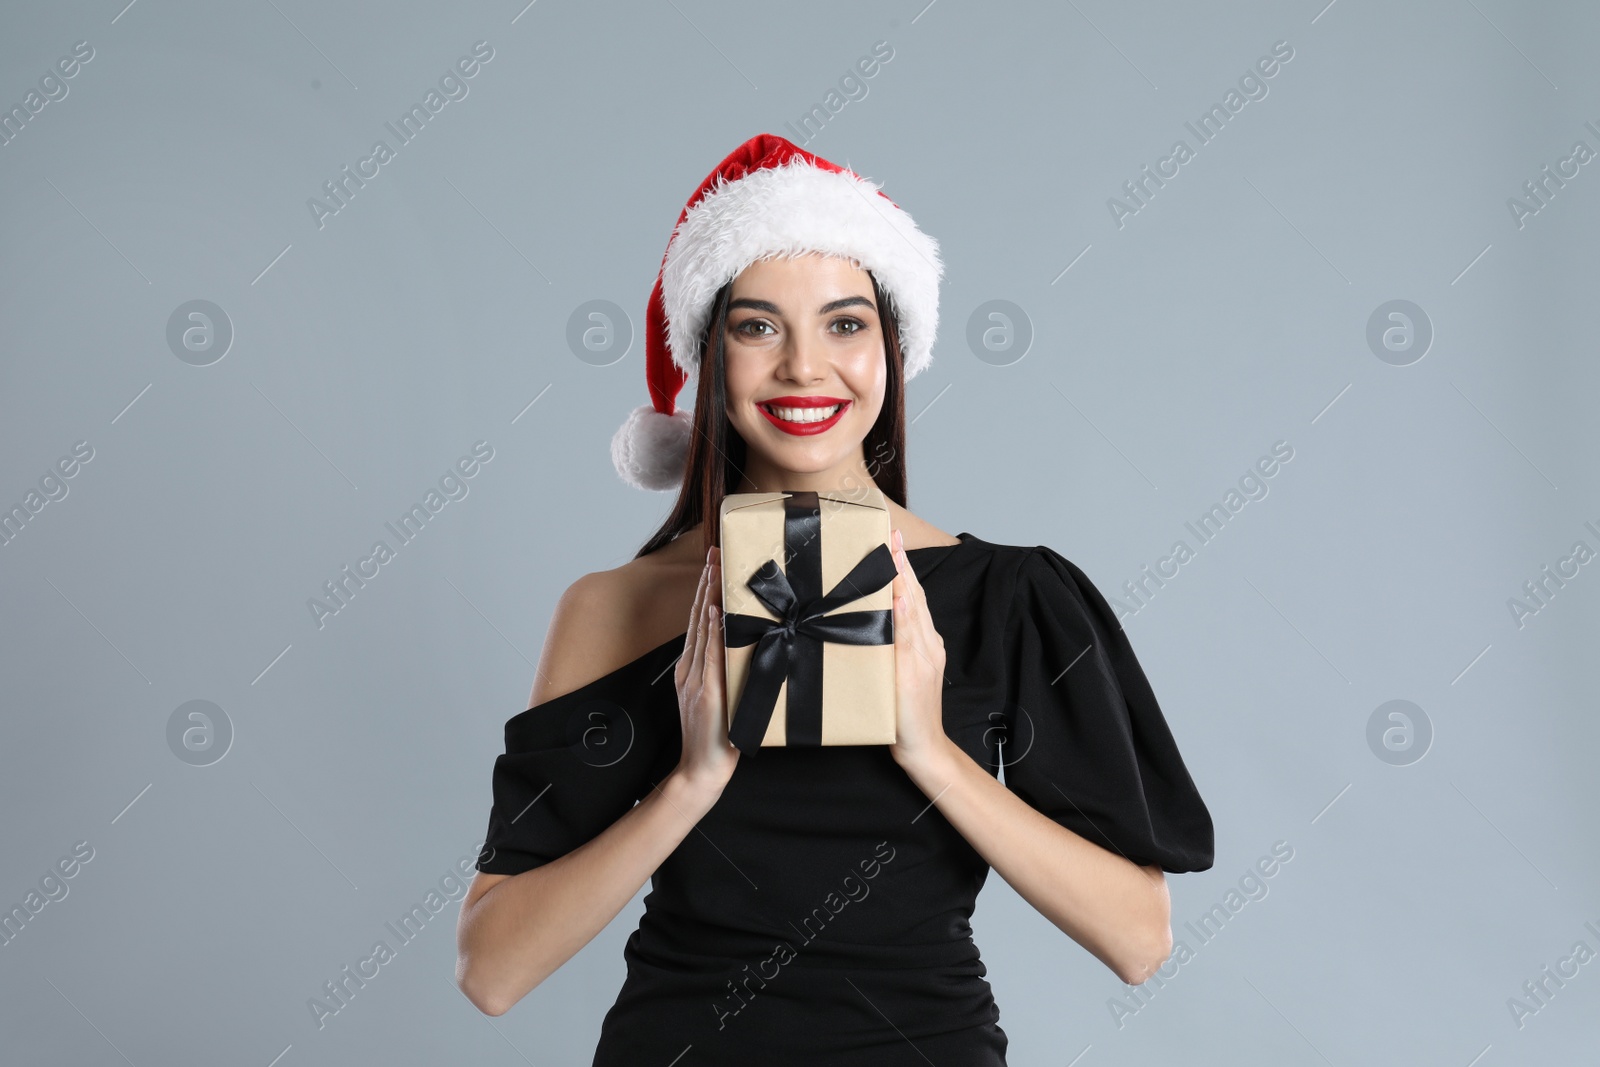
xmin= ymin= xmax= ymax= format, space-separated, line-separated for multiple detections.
xmin=727 ymin=298 xmax=780 ymax=313
xmin=727 ymin=295 xmax=875 ymax=314
xmin=819 ymin=296 xmax=874 ymax=313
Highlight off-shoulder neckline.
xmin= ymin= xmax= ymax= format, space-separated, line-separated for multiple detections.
xmin=516 ymin=532 xmax=976 ymax=715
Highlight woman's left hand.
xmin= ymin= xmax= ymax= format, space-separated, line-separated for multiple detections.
xmin=886 ymin=527 xmax=951 ymax=772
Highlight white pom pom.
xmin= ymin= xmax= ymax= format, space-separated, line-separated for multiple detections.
xmin=610 ymin=402 xmax=694 ymax=492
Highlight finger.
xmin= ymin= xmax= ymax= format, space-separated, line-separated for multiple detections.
xmin=688 ymin=557 xmax=715 ymax=690
xmin=706 ymin=592 xmax=724 ymax=666
xmin=902 ymin=548 xmax=932 ymax=626
xmin=675 ymin=572 xmax=700 ymax=687
xmin=890 ymin=532 xmax=914 ymax=597
xmin=893 ymin=562 xmax=943 ymax=676
xmin=903 ymin=570 xmax=938 ymax=651
xmin=704 ymin=600 xmax=728 ymax=732
xmin=679 ymin=555 xmax=709 ymax=686
xmin=691 ymin=549 xmax=710 ymax=626
xmin=708 ymin=545 xmax=723 ymax=611
xmin=892 ymin=537 xmax=925 ymax=623
xmin=893 ymin=593 xmax=918 ymax=659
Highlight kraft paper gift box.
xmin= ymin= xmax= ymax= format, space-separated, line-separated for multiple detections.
xmin=719 ymin=488 xmax=900 ymax=754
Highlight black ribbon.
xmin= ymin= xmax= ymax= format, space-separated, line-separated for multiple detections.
xmin=723 ymin=491 xmax=898 ymax=754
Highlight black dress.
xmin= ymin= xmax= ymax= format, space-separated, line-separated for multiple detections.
xmin=475 ymin=532 xmax=1215 ymax=1065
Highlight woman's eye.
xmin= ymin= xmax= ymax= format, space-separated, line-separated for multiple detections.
xmin=833 ymin=318 xmax=864 ymax=335
xmin=735 ymin=320 xmax=773 ymax=337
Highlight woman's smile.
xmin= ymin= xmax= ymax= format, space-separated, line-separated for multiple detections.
xmin=756 ymin=394 xmax=853 ymax=436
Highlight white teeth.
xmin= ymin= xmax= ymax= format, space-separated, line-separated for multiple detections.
xmin=764 ymin=403 xmax=841 ymax=424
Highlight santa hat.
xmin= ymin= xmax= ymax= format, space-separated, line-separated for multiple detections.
xmin=610 ymin=133 xmax=943 ymax=492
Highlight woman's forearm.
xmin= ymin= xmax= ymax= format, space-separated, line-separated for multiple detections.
xmin=896 ymin=738 xmax=1172 ymax=986
xmin=456 ymin=769 xmax=723 ymax=1015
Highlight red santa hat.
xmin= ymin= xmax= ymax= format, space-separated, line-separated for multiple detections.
xmin=610 ymin=133 xmax=943 ymax=491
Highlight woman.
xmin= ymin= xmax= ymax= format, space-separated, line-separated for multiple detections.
xmin=455 ymin=134 xmax=1215 ymax=1065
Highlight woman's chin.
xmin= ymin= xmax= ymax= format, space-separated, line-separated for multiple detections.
xmin=746 ymin=443 xmax=856 ymax=481
xmin=733 ymin=414 xmax=870 ymax=480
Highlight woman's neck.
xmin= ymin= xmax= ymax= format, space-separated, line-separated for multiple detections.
xmin=731 ymin=460 xmax=880 ymax=497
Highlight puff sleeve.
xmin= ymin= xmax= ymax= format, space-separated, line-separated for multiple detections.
xmin=476 ymin=675 xmax=677 ymax=877
xmin=1000 ymin=546 xmax=1214 ymax=873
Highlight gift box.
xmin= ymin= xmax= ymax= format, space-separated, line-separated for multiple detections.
xmin=719 ymin=488 xmax=900 ymax=754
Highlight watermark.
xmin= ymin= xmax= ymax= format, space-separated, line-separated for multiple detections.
xmin=167 ymin=699 xmax=235 ymax=767
xmin=1507 ymin=120 xmax=1600 ymax=231
xmin=0 ymin=40 xmax=95 ymax=149
xmin=566 ymin=299 xmax=633 ymax=366
xmin=813 ymin=438 xmax=898 ymax=521
xmin=984 ymin=700 xmax=1038 ymax=774
xmin=1108 ymin=40 xmax=1295 ymax=229
xmin=1365 ymin=699 xmax=1432 ymax=766
xmin=1506 ymin=520 xmax=1600 ymax=629
xmin=711 ymin=839 xmax=898 ymax=1030
xmin=1108 ymin=839 xmax=1294 ymax=1026
xmin=781 ymin=40 xmax=895 ymax=145
xmin=308 ymin=440 xmax=495 ymax=629
xmin=166 ymin=300 xmax=234 ymax=366
xmin=1365 ymin=299 xmax=1433 ymax=366
xmin=307 ymin=41 xmax=495 ymax=230
xmin=965 ymin=299 xmax=1033 ymax=366
xmin=1505 ymin=918 xmax=1600 ymax=1029
xmin=307 ymin=843 xmax=485 ymax=1029
xmin=0 ymin=439 xmax=95 ymax=549
xmin=0 ymin=840 xmax=96 ymax=949
xmin=1109 ymin=440 xmax=1295 ymax=620
xmin=557 ymin=696 xmax=636 ymax=768
xmin=737 ymin=439 xmax=901 ymax=574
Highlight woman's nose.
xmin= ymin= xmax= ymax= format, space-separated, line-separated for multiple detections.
xmin=777 ymin=331 xmax=825 ymax=382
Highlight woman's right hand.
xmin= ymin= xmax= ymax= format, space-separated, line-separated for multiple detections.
xmin=673 ymin=544 xmax=739 ymax=795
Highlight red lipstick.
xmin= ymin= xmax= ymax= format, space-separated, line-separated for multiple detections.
xmin=756 ymin=395 xmax=851 ymax=436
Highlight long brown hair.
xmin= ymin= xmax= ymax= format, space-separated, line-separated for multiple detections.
xmin=634 ymin=267 xmax=909 ymax=560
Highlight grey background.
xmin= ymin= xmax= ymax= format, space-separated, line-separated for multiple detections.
xmin=2 ymin=0 xmax=1597 ymax=1063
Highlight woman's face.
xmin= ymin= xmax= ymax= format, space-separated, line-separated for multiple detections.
xmin=721 ymin=252 xmax=886 ymax=490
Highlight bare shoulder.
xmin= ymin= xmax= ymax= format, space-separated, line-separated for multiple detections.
xmin=885 ymin=502 xmax=961 ymax=550
xmin=527 ymin=539 xmax=704 ymax=708
xmin=527 ymin=569 xmax=630 ymax=708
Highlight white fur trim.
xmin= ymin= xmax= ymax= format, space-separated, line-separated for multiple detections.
xmin=610 ymin=402 xmax=694 ymax=492
xmin=660 ymin=157 xmax=942 ymax=381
